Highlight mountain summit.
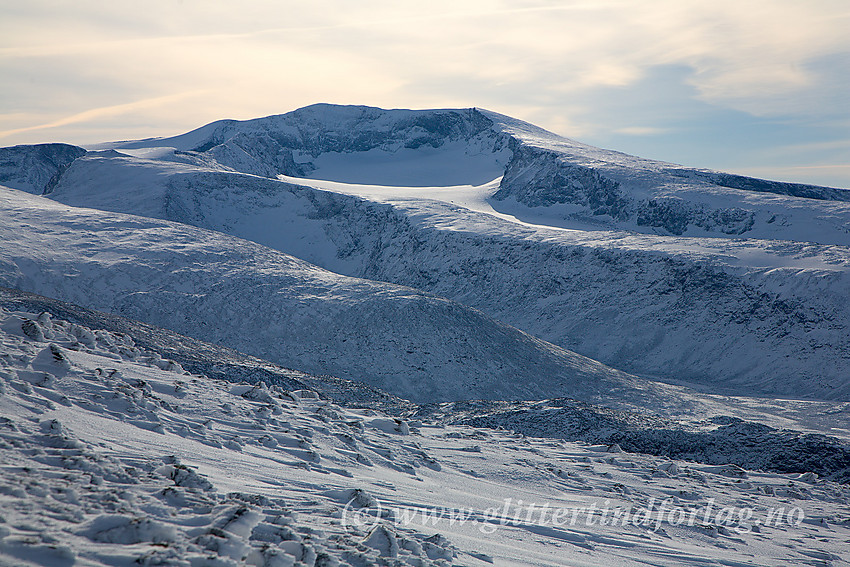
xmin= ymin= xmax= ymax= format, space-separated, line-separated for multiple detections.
xmin=2 ymin=104 xmax=850 ymax=401
xmin=104 ymin=103 xmax=850 ymax=240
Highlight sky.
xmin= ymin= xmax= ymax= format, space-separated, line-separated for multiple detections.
xmin=1 ymin=0 xmax=849 ymax=188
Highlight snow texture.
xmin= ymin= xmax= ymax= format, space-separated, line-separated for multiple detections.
xmin=1 ymin=304 xmax=849 ymax=566
xmin=2 ymin=103 xmax=850 ymax=566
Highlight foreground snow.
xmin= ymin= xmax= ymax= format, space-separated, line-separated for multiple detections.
xmin=2 ymin=306 xmax=849 ymax=566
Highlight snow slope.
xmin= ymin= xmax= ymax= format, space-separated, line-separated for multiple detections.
xmin=5 ymin=104 xmax=850 ymax=399
xmin=0 ymin=186 xmax=659 ymax=405
xmin=42 ymin=145 xmax=850 ymax=400
xmin=0 ymin=286 xmax=411 ymax=410
xmin=2 ymin=305 xmax=849 ymax=566
xmin=5 ymin=283 xmax=850 ymax=461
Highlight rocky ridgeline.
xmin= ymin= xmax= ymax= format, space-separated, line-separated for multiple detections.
xmin=412 ymin=399 xmax=850 ymax=482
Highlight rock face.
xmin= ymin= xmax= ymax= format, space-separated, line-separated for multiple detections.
xmin=496 ymin=143 xmax=631 ymax=219
xmin=413 ymin=400 xmax=850 ymax=482
xmin=493 ymin=137 xmax=850 ymax=236
xmin=0 ymin=143 xmax=86 ymax=195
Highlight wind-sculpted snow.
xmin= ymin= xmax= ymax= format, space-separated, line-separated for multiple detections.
xmin=0 ymin=187 xmax=657 ymax=405
xmin=2 ymin=305 xmax=850 ymax=566
xmin=0 ymin=306 xmax=473 ymax=566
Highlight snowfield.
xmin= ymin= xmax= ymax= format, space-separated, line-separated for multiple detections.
xmin=2 ymin=305 xmax=849 ymax=566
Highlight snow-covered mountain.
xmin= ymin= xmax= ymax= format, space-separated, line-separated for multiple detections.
xmin=103 ymin=103 xmax=850 ymax=244
xmin=0 ymin=187 xmax=656 ymax=405
xmin=15 ymin=104 xmax=849 ymax=399
xmin=0 ymin=143 xmax=86 ymax=195
xmin=3 ymin=103 xmax=850 ymax=567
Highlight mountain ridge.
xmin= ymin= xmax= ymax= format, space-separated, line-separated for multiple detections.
xmin=18 ymin=106 xmax=848 ymax=399
xmin=3 ymin=104 xmax=850 ymax=400
xmin=0 ymin=186 xmax=662 ymax=405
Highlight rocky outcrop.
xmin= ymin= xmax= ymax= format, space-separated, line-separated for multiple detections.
xmin=0 ymin=143 xmax=86 ymax=194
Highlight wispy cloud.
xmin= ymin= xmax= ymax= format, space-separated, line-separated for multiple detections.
xmin=0 ymin=92 xmax=208 ymax=140
xmin=771 ymin=139 xmax=850 ymax=154
xmin=730 ymin=165 xmax=850 ymax=188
